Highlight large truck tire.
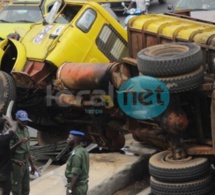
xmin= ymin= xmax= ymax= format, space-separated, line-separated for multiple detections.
xmin=157 ymin=66 xmax=204 ymax=93
xmin=137 ymin=42 xmax=202 ymax=76
xmin=149 ymin=151 xmax=210 ymax=182
xmin=0 ymin=71 xmax=16 ymax=113
xmin=150 ymin=176 xmax=212 ymax=195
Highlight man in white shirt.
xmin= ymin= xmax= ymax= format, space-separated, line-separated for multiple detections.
xmin=127 ymin=0 xmax=146 ymax=14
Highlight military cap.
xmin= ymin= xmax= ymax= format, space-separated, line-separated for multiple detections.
xmin=70 ymin=130 xmax=85 ymax=137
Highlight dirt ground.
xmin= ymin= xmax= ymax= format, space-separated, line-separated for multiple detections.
xmin=113 ymin=177 xmax=150 ymax=195
xmin=29 ymin=134 xmax=155 ymax=195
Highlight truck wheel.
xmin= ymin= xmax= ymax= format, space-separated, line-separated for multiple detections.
xmin=0 ymin=71 xmax=16 ymax=113
xmin=150 ymin=176 xmax=212 ymax=195
xmin=158 ymin=0 xmax=167 ymax=4
xmin=157 ymin=66 xmax=204 ymax=93
xmin=137 ymin=42 xmax=202 ymax=76
xmin=149 ymin=151 xmax=210 ymax=182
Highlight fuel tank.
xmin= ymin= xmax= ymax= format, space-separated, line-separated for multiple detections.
xmin=56 ymin=62 xmax=131 ymax=90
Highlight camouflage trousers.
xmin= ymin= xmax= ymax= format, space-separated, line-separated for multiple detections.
xmin=11 ymin=161 xmax=30 ymax=195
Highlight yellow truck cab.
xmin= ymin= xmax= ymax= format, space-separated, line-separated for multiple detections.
xmin=0 ymin=0 xmax=128 ymax=149
xmin=0 ymin=0 xmax=55 ymax=40
xmin=0 ymin=0 xmax=128 ymax=89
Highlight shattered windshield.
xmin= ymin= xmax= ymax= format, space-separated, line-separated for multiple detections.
xmin=45 ymin=0 xmax=62 ymax=23
xmin=175 ymin=0 xmax=215 ymax=10
xmin=0 ymin=5 xmax=43 ymax=23
xmin=54 ymin=5 xmax=82 ymax=24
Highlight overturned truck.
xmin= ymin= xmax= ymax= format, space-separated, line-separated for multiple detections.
xmin=1 ymin=4 xmax=215 ymax=191
xmin=126 ymin=13 xmax=215 ymax=194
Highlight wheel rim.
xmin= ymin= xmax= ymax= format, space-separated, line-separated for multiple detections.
xmin=164 ymin=153 xmax=192 ymax=163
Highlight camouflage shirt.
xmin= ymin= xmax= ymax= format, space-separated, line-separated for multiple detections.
xmin=65 ymin=144 xmax=89 ymax=186
xmin=10 ymin=126 xmax=30 ymax=160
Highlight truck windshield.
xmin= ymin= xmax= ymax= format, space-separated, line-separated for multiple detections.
xmin=0 ymin=5 xmax=43 ymax=23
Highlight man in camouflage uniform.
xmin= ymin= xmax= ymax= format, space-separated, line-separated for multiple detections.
xmin=10 ymin=110 xmax=36 ymax=195
xmin=65 ymin=130 xmax=89 ymax=195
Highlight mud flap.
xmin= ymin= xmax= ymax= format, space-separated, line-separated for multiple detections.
xmin=9 ymin=39 xmax=27 ymax=72
xmin=0 ymin=39 xmax=9 ymax=67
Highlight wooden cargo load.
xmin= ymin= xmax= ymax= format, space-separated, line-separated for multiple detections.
xmin=127 ymin=13 xmax=215 ymax=73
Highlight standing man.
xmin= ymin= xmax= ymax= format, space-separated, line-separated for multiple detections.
xmin=65 ymin=130 xmax=89 ymax=195
xmin=0 ymin=113 xmax=17 ymax=195
xmin=127 ymin=0 xmax=147 ymax=14
xmin=10 ymin=110 xmax=36 ymax=195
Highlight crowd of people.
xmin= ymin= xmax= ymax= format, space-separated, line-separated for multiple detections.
xmin=0 ymin=110 xmax=89 ymax=195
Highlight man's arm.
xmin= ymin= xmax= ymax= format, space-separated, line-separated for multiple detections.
xmin=28 ymin=154 xmax=36 ymax=174
xmin=68 ymin=175 xmax=78 ymax=194
xmin=128 ymin=0 xmax=135 ymax=10
xmin=10 ymin=137 xmax=28 ymax=152
xmin=68 ymin=153 xmax=82 ymax=194
xmin=11 ymin=158 xmax=25 ymax=167
xmin=3 ymin=115 xmax=17 ymax=133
